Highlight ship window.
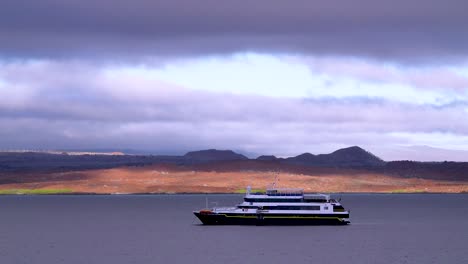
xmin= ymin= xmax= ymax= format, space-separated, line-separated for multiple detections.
xmin=262 ymin=206 xmax=320 ymax=210
xmin=244 ymin=198 xmax=303 ymax=203
xmin=324 ymin=206 xmax=328 ymax=210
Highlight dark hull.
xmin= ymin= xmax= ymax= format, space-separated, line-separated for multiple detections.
xmin=194 ymin=212 xmax=350 ymax=225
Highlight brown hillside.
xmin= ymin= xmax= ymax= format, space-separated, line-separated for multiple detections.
xmin=0 ymin=164 xmax=467 ymax=194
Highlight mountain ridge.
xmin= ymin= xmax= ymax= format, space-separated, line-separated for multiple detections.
xmin=1 ymin=147 xmax=467 ymax=181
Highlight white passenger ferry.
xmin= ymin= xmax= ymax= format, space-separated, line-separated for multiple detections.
xmin=194 ymin=186 xmax=350 ymax=225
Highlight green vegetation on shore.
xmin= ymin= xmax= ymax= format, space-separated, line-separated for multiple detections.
xmin=235 ymin=188 xmax=266 ymax=194
xmin=0 ymin=189 xmax=74 ymax=195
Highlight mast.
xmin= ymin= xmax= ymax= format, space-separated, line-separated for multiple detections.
xmin=271 ymin=171 xmax=280 ymax=189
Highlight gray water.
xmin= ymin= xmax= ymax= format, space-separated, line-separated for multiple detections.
xmin=0 ymin=194 xmax=467 ymax=264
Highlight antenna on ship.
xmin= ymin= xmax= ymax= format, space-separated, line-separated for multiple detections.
xmin=273 ymin=171 xmax=279 ymax=188
xmin=267 ymin=170 xmax=280 ymax=191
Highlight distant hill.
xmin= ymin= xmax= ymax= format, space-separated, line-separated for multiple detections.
xmin=183 ymin=149 xmax=248 ymax=163
xmin=0 ymin=151 xmax=162 ymax=172
xmin=256 ymin=155 xmax=278 ymax=161
xmin=285 ymin=152 xmax=315 ymax=164
xmin=383 ymin=160 xmax=468 ymax=181
xmin=284 ymin=146 xmax=385 ymax=167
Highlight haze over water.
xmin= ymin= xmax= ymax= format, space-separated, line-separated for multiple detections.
xmin=0 ymin=194 xmax=467 ymax=264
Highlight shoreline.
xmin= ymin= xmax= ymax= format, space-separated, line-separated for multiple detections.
xmin=1 ymin=191 xmax=467 ymax=196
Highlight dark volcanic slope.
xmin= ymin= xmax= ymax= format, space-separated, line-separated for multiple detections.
xmin=383 ymin=161 xmax=468 ymax=181
xmin=256 ymin=155 xmax=278 ymax=161
xmin=284 ymin=146 xmax=385 ymax=168
xmin=184 ymin=149 xmax=248 ymax=163
xmin=0 ymin=152 xmax=179 ymax=172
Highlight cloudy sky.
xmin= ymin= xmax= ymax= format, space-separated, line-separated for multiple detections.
xmin=1 ymin=0 xmax=468 ymax=161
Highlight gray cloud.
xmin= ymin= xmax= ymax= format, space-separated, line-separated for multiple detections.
xmin=1 ymin=0 xmax=468 ymax=61
xmin=1 ymin=61 xmax=467 ymax=128
xmin=303 ymin=57 xmax=468 ymax=91
xmin=1 ymin=60 xmax=468 ymax=160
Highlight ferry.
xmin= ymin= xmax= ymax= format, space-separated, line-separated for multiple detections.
xmin=194 ymin=186 xmax=350 ymax=225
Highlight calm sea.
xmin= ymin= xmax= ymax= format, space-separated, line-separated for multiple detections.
xmin=0 ymin=194 xmax=467 ymax=264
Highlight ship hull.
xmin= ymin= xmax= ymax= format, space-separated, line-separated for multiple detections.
xmin=194 ymin=212 xmax=350 ymax=225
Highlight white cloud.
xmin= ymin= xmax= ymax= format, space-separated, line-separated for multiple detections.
xmin=119 ymin=53 xmax=468 ymax=106
xmin=149 ymin=53 xmax=314 ymax=98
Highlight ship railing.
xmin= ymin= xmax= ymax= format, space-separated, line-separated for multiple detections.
xmin=266 ymin=188 xmax=304 ymax=196
xmin=212 ymin=207 xmax=237 ymax=212
xmin=303 ymin=194 xmax=330 ymax=200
